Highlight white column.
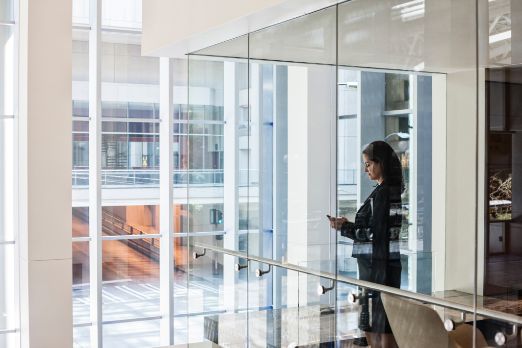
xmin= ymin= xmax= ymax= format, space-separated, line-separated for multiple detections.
xmin=159 ymin=57 xmax=174 ymax=345
xmin=445 ymin=70 xmax=477 ymax=294
xmin=286 ymin=66 xmax=308 ymax=306
xmin=88 ymin=0 xmax=102 ymax=346
xmin=18 ymin=0 xmax=72 ymax=346
xmin=286 ymin=65 xmax=335 ymax=306
xmin=223 ymin=61 xmax=239 ymax=311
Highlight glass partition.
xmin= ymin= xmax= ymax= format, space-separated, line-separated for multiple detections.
xmin=481 ymin=0 xmax=522 ymax=345
xmin=180 ymin=0 xmax=522 ymax=347
xmin=247 ymin=6 xmax=337 ymax=277
xmin=187 ymin=37 xmax=250 ymax=344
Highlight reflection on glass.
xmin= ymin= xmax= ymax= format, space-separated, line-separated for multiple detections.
xmin=72 ymin=242 xmax=90 ymax=325
xmin=102 ymin=239 xmax=160 ymax=322
xmin=72 ymin=207 xmax=89 ymax=238
xmin=188 ymin=204 xmax=223 ymax=233
xmin=337 ymin=68 xmax=436 ymax=297
xmin=249 ymin=6 xmax=336 ymax=65
xmin=485 ymin=66 xmax=522 ymax=326
xmin=486 ymin=0 xmax=514 ymax=66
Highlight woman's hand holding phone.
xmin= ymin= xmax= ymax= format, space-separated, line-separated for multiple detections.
xmin=326 ymin=215 xmax=348 ymax=230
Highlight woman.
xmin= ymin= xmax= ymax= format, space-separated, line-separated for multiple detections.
xmin=330 ymin=141 xmax=403 ymax=348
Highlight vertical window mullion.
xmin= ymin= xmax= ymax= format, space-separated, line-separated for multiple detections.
xmin=159 ymin=57 xmax=174 ymax=345
xmin=88 ymin=0 xmax=102 ymax=346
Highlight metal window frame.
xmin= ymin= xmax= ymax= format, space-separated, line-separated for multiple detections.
xmin=159 ymin=57 xmax=174 ymax=346
xmin=88 ymin=0 xmax=103 ymax=346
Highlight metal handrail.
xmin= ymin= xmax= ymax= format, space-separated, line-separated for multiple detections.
xmin=194 ymin=242 xmax=522 ymax=326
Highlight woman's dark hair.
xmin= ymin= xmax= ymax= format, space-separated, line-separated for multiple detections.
xmin=362 ymin=140 xmax=404 ymax=192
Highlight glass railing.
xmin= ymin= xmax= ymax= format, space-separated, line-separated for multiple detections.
xmin=71 ymin=169 xmax=224 ymax=187
xmin=188 ymin=242 xmax=522 ymax=347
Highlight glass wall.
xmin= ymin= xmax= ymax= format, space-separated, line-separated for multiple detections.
xmin=184 ymin=1 xmax=521 ymax=347
xmin=482 ymin=0 xmax=522 ymax=346
xmin=74 ymin=0 xmax=522 ymax=347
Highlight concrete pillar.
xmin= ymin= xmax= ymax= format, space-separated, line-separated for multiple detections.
xmin=18 ymin=0 xmax=72 ymax=347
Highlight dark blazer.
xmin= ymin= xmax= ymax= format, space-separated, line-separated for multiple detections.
xmin=340 ymin=183 xmax=402 ymax=278
xmin=340 ymin=183 xmax=403 ymax=333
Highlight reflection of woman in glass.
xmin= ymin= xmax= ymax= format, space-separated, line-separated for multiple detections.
xmin=330 ymin=141 xmax=403 ymax=348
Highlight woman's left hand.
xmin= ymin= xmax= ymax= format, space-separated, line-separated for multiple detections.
xmin=329 ymin=216 xmax=348 ymax=230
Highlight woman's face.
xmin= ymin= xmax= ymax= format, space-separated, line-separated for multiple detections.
xmin=363 ymin=154 xmax=383 ymax=183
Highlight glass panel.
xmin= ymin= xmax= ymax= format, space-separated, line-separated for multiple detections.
xmin=0 ymin=117 xmax=14 ymax=243
xmin=192 ymin=34 xmax=249 ymax=60
xmin=0 ymin=0 xmax=13 ymax=22
xmin=187 ymin=253 xmax=246 ymax=345
xmin=0 ymin=333 xmax=18 ymax=348
xmin=102 ymin=0 xmax=142 ymax=30
xmin=72 ymin=241 xmax=90 ymax=325
xmin=73 ymin=325 xmax=90 ymax=348
xmin=249 ymin=6 xmax=337 ymax=65
xmin=101 ymin=31 xmax=159 ymax=193
xmin=102 ymin=205 xmax=158 ymax=237
xmin=481 ymin=0 xmax=522 ymax=336
xmin=0 ymin=26 xmax=14 ymax=115
xmin=336 ymin=0 xmax=478 ymax=345
xmin=72 ymin=207 xmax=89 ymax=238
xmin=0 ymin=245 xmax=16 ymax=330
xmin=246 ymin=265 xmax=344 ymax=347
xmin=102 ymin=239 xmax=160 ymax=322
xmin=338 ymin=0 xmax=476 ymax=73
xmin=73 ymin=33 xmax=89 ymax=188
xmin=173 ymin=236 xmax=189 ymax=345
xmin=0 ymin=26 xmax=15 ymax=244
xmin=187 ymin=204 xmax=223 ymax=233
xmin=247 ymin=8 xmax=337 ymax=275
xmin=103 ymin=320 xmax=160 ymax=347
xmin=72 ymin=0 xmax=89 ymax=25
xmin=0 ymin=26 xmax=15 ymax=332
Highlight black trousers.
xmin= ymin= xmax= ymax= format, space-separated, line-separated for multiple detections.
xmin=357 ymin=257 xmax=402 ymax=334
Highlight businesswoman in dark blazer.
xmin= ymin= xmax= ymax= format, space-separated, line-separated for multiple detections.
xmin=330 ymin=141 xmax=403 ymax=348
